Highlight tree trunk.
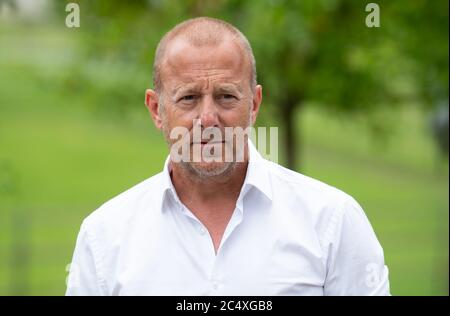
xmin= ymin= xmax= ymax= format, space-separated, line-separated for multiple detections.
xmin=282 ymin=102 xmax=301 ymax=171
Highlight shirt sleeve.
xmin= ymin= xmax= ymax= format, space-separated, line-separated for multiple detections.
xmin=65 ymin=220 xmax=107 ymax=296
xmin=323 ymin=198 xmax=390 ymax=296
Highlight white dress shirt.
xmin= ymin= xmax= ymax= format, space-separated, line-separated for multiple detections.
xmin=66 ymin=141 xmax=390 ymax=296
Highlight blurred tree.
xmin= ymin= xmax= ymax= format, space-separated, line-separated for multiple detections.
xmin=0 ymin=0 xmax=17 ymax=11
xmin=430 ymin=103 xmax=449 ymax=158
xmin=241 ymin=0 xmax=448 ymax=168
xmin=54 ymin=0 xmax=449 ymax=170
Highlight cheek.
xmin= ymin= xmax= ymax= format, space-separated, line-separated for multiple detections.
xmin=223 ymin=105 xmax=252 ymax=127
xmin=164 ymin=107 xmax=195 ymax=130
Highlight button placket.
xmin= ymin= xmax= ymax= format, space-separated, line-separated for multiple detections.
xmin=211 ymin=275 xmax=221 ymax=291
xmin=210 ymin=256 xmax=225 ymax=292
xmin=198 ymin=225 xmax=207 ymax=236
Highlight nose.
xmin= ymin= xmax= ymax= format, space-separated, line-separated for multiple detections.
xmin=198 ymin=95 xmax=219 ymax=128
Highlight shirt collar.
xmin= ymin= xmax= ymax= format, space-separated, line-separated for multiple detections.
xmin=244 ymin=139 xmax=273 ymax=202
xmin=158 ymin=139 xmax=273 ymax=212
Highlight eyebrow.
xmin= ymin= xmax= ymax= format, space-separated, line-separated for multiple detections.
xmin=171 ymin=84 xmax=201 ymax=101
xmin=171 ymin=83 xmax=244 ymax=100
xmin=214 ymin=84 xmax=243 ymax=96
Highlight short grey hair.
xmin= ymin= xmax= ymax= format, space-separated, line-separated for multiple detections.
xmin=152 ymin=17 xmax=257 ymax=94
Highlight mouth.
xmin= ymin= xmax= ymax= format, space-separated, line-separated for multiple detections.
xmin=191 ymin=141 xmax=225 ymax=145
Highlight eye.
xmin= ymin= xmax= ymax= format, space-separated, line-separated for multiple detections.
xmin=218 ymin=94 xmax=236 ymax=101
xmin=180 ymin=95 xmax=196 ymax=101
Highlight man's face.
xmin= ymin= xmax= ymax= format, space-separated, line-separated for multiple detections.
xmin=155 ymin=36 xmax=261 ymax=178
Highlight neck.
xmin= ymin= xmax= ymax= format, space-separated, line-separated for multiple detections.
xmin=169 ymin=146 xmax=250 ymax=254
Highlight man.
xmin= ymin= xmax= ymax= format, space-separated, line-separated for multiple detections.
xmin=66 ymin=17 xmax=390 ymax=296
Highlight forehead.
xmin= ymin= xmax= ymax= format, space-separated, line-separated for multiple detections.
xmin=161 ymin=36 xmax=248 ymax=89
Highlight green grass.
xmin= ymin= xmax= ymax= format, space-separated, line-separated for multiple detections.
xmin=0 ymin=22 xmax=448 ymax=296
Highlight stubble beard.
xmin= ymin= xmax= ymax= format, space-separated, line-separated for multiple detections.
xmin=161 ymin=110 xmax=251 ymax=180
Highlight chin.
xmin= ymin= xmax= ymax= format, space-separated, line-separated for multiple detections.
xmin=185 ymin=161 xmax=235 ymax=178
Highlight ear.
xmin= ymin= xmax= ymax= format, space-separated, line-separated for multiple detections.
xmin=251 ymin=85 xmax=262 ymax=125
xmin=145 ymin=89 xmax=163 ymax=130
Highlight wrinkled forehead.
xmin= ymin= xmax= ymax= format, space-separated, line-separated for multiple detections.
xmin=160 ymin=36 xmax=249 ymax=89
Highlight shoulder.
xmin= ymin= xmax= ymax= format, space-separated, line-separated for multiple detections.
xmin=265 ymin=159 xmax=357 ymax=208
xmin=82 ymin=172 xmax=165 ymax=235
xmin=262 ymin=159 xmax=381 ymax=264
xmin=263 ymin=159 xmax=369 ymax=244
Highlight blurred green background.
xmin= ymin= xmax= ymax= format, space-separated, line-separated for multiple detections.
xmin=0 ymin=0 xmax=448 ymax=295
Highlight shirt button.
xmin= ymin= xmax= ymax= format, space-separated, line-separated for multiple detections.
xmin=198 ymin=226 xmax=207 ymax=235
xmin=212 ymin=282 xmax=219 ymax=290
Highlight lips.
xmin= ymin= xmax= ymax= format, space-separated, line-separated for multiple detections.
xmin=191 ymin=141 xmax=225 ymax=145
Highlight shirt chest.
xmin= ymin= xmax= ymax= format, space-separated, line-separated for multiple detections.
xmin=106 ymin=208 xmax=326 ymax=296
